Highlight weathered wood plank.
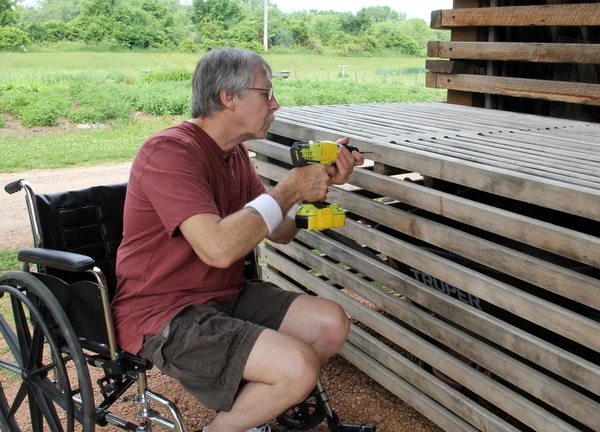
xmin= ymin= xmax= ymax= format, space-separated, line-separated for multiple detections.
xmin=265 ymin=120 xmax=600 ymax=222
xmin=429 ymin=41 xmax=600 ymax=64
xmin=262 ymin=266 xmax=486 ymax=432
xmin=425 ymin=59 xmax=477 ymax=74
xmin=428 ymin=73 xmax=600 ymax=106
xmin=251 ymin=159 xmax=600 ymax=353
xmin=431 ymin=4 xmax=600 ymax=28
xmin=345 ymin=327 xmax=519 ymax=432
xmin=248 ymin=141 xmax=600 ymax=312
xmin=247 ymin=139 xmax=600 ymax=276
xmin=258 ymin=246 xmax=583 ymax=432
xmin=292 ymin=228 xmax=600 ymax=397
xmin=401 ymin=137 xmax=600 ymax=187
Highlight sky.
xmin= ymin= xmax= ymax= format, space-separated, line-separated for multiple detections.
xmin=271 ymin=0 xmax=453 ymax=23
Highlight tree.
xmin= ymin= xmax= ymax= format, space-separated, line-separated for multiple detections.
xmin=339 ymin=10 xmax=372 ymax=35
xmin=0 ymin=0 xmax=18 ymax=26
xmin=360 ymin=6 xmax=405 ymax=23
xmin=191 ymin=0 xmax=242 ymax=27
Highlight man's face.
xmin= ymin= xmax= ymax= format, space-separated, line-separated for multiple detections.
xmin=237 ymin=67 xmax=280 ymax=140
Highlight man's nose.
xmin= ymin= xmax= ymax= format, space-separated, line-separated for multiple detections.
xmin=271 ymin=95 xmax=280 ymax=111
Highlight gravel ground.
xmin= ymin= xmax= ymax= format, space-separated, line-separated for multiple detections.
xmin=0 ymin=164 xmax=443 ymax=432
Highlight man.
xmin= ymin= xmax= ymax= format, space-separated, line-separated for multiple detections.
xmin=112 ymin=47 xmax=364 ymax=432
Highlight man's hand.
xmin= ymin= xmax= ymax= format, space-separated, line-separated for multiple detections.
xmin=329 ymin=136 xmax=364 ymax=186
xmin=280 ymin=163 xmax=334 ymax=203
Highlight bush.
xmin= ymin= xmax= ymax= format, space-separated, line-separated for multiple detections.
xmin=0 ymin=27 xmax=30 ymax=50
xmin=141 ymin=69 xmax=192 ymax=83
xmin=178 ymin=38 xmax=199 ymax=53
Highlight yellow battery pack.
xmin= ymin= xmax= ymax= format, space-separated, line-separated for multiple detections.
xmin=295 ymin=203 xmax=346 ymax=231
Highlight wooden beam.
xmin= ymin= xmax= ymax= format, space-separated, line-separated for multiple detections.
xmin=429 ymin=41 xmax=600 ymax=64
xmin=262 ymin=267 xmax=483 ymax=432
xmin=431 ymin=4 xmax=600 ymax=29
xmin=292 ymin=227 xmax=600 ymax=399
xmin=428 ymin=73 xmax=600 ymax=106
xmin=425 ymin=59 xmax=477 ymax=74
xmin=259 ymin=245 xmax=590 ymax=432
xmin=262 ymin=119 xmax=600 ymax=222
xmin=252 ymin=158 xmax=600 ymax=354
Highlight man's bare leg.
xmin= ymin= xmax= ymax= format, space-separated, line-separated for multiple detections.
xmin=207 ymin=329 xmax=320 ymax=432
xmin=278 ymin=296 xmax=350 ymax=366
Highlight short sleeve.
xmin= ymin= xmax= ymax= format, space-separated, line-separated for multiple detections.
xmin=139 ymin=137 xmax=218 ymax=236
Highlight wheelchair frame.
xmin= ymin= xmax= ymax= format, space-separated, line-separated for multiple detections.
xmin=0 ymin=179 xmax=374 ymax=432
xmin=0 ymin=179 xmax=186 ymax=432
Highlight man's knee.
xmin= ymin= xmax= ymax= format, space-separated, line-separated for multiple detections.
xmin=319 ymin=300 xmax=350 ymax=348
xmin=284 ymin=343 xmax=321 ymax=399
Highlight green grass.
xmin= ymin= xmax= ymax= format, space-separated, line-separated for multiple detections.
xmin=0 ymin=249 xmax=20 ymax=273
xmin=0 ymin=51 xmax=445 ymax=171
xmin=0 ymin=117 xmax=176 ymax=172
xmin=0 ymin=51 xmax=429 ymax=81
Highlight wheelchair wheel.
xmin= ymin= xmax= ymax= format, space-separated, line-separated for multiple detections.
xmin=277 ymin=386 xmax=327 ymax=430
xmin=0 ymin=271 xmax=95 ymax=432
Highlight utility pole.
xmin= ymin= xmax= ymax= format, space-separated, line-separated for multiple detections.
xmin=263 ymin=0 xmax=268 ymax=51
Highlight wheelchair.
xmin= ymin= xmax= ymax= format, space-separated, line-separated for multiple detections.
xmin=0 ymin=179 xmax=377 ymax=432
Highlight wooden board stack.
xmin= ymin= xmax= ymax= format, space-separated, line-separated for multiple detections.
xmin=247 ymin=101 xmax=600 ymax=432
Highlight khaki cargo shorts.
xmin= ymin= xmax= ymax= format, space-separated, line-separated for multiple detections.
xmin=138 ymin=280 xmax=301 ymax=412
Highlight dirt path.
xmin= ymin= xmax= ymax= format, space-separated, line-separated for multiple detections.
xmin=0 ymin=164 xmax=441 ymax=431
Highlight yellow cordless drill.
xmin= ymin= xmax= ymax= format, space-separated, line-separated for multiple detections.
xmin=290 ymin=140 xmax=364 ymax=231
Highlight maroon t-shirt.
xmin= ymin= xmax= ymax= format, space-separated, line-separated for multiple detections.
xmin=112 ymin=121 xmax=266 ymax=354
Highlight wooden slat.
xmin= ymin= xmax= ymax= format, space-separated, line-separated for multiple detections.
xmin=265 ymin=120 xmax=600 ymax=222
xmin=262 ymin=267 xmax=483 ymax=432
xmin=345 ymin=326 xmax=519 ymax=432
xmin=427 ymin=73 xmax=600 ymax=106
xmin=248 ymin=139 xmax=600 ymax=273
xmin=425 ymin=59 xmax=477 ymax=74
xmin=251 ymin=159 xmax=600 ymax=354
xmin=428 ymin=41 xmax=600 ymax=64
xmin=258 ymin=245 xmax=583 ymax=432
xmin=291 ymin=228 xmax=600 ymax=398
xmin=431 ymin=4 xmax=600 ymax=28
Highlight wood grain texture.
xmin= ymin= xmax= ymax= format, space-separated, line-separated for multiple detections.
xmin=431 ymin=4 xmax=600 ymax=28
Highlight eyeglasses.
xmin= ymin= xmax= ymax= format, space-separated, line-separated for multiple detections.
xmin=247 ymin=87 xmax=274 ymax=101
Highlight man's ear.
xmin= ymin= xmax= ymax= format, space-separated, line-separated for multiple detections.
xmin=220 ymin=89 xmax=237 ymax=111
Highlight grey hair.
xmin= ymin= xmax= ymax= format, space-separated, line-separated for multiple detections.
xmin=191 ymin=48 xmax=272 ymax=119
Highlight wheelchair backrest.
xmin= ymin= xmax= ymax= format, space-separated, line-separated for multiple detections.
xmin=35 ymin=183 xmax=127 ymax=299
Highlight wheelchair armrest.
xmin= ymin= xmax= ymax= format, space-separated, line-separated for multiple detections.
xmin=18 ymin=247 xmax=96 ymax=272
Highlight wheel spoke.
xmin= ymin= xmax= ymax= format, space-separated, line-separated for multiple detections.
xmin=0 ymin=359 xmax=22 ymax=375
xmin=7 ymin=382 xmax=28 ymax=420
xmin=26 ymin=322 xmax=46 ymax=372
xmin=11 ymin=295 xmax=32 ymax=366
xmin=0 ymin=313 xmax=20 ymax=361
xmin=30 ymin=385 xmax=65 ymax=432
xmin=27 ymin=388 xmax=43 ymax=431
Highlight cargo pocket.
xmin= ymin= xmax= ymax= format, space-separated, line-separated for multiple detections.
xmin=164 ymin=308 xmax=241 ymax=386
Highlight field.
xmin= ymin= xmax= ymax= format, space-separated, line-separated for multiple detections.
xmin=0 ymin=51 xmax=444 ymax=173
xmin=1 ymin=51 xmax=429 ymax=82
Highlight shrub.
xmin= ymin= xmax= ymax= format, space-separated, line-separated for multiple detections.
xmin=0 ymin=27 xmax=30 ymax=50
xmin=178 ymin=38 xmax=199 ymax=53
xmin=141 ymin=69 xmax=192 ymax=83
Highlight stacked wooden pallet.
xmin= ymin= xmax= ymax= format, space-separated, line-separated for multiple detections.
xmin=426 ymin=1 xmax=600 ymax=121
xmin=247 ymin=102 xmax=600 ymax=432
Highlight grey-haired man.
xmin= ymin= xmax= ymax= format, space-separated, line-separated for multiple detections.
xmin=112 ymin=47 xmax=364 ymax=432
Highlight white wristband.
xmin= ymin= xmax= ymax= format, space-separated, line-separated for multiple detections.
xmin=287 ymin=203 xmax=301 ymax=220
xmin=244 ymin=194 xmax=283 ymax=234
